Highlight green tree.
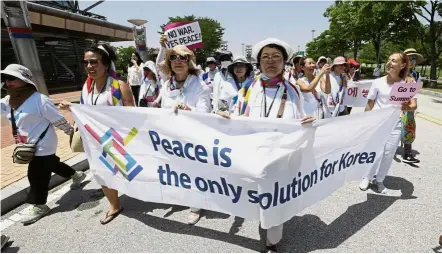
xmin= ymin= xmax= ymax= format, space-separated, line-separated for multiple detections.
xmin=306 ymin=29 xmax=350 ymax=59
xmin=115 ymin=46 xmax=159 ymax=75
xmin=353 ymin=1 xmax=418 ymax=64
xmin=324 ymin=1 xmax=367 ymax=59
xmin=160 ymin=15 xmax=225 ymax=64
xmin=115 ymin=46 xmax=136 ymax=74
xmin=410 ymin=0 xmax=442 ymax=87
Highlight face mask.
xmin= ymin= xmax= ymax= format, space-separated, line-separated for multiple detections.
xmin=221 ymin=61 xmax=231 ymax=69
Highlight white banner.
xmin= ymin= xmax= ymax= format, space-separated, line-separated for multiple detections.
xmin=164 ymin=21 xmax=203 ymax=49
xmin=342 ymin=80 xmax=373 ymax=107
xmin=71 ymin=105 xmax=399 ymax=229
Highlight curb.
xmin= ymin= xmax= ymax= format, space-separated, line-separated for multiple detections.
xmin=420 ymin=89 xmax=442 ymax=98
xmin=0 ymin=153 xmax=89 ymax=215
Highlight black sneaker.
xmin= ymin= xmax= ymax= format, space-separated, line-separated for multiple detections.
xmin=402 ymin=155 xmax=420 ymax=163
xmin=265 ymin=244 xmax=278 ymax=253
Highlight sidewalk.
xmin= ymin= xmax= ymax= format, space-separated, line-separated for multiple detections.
xmin=1 ymin=90 xmax=82 ymax=189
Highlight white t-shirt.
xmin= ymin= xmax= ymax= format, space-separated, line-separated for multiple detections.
xmin=127 ymin=65 xmax=143 ymax=86
xmin=246 ymin=85 xmax=303 ymax=119
xmin=1 ymin=92 xmax=64 ymax=156
xmin=367 ymin=76 xmax=410 ymax=110
xmin=160 ymin=75 xmax=211 ymax=113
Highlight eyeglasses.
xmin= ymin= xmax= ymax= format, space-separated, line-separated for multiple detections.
xmin=170 ymin=54 xmax=189 ymax=62
xmin=83 ymin=59 xmax=99 ymax=66
xmin=260 ymin=54 xmax=282 ymax=62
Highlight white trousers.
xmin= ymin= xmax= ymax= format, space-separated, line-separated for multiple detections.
xmin=267 ymin=224 xmax=283 ymax=245
xmin=366 ymin=120 xmax=402 ymax=183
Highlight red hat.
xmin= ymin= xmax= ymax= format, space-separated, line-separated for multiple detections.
xmin=347 ymin=58 xmax=360 ymax=68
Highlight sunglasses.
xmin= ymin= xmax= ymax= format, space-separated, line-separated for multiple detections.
xmin=206 ymin=61 xmax=216 ymax=65
xmin=411 ymin=58 xmax=417 ymax=63
xmin=1 ymin=75 xmax=19 ymax=82
xmin=170 ymin=54 xmax=189 ymax=62
xmin=234 ymin=63 xmax=247 ymax=69
xmin=83 ymin=59 xmax=99 ymax=66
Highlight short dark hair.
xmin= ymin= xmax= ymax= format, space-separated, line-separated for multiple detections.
xmin=84 ymin=44 xmax=117 ymax=72
xmin=256 ymin=44 xmax=288 ymax=69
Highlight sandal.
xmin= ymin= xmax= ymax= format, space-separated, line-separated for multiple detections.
xmin=100 ymin=207 xmax=124 ymax=225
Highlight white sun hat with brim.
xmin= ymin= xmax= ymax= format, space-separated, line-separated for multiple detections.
xmin=404 ymin=48 xmax=424 ymax=65
xmin=252 ymin=38 xmax=293 ymax=63
xmin=316 ymin=56 xmax=327 ymax=65
xmin=1 ymin=64 xmax=36 ymax=89
xmin=141 ymin=61 xmax=159 ymax=83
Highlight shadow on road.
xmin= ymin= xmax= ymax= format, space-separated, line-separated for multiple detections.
xmin=119 ymin=176 xmax=415 ymax=252
xmin=1 ymin=240 xmax=19 ymax=253
xmin=280 ymin=175 xmax=415 ymax=252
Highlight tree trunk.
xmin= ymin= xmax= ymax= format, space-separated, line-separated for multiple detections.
xmin=353 ymin=40 xmax=359 ymax=59
xmin=373 ymin=37 xmax=382 ymax=65
xmin=428 ymin=4 xmax=438 ymax=88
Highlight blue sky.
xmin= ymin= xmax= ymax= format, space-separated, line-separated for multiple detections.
xmin=79 ymin=1 xmax=332 ymax=56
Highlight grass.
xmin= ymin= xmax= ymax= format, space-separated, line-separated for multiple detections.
xmin=422 ymin=87 xmax=442 ymax=93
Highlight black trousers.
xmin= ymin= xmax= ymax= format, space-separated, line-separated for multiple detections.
xmin=27 ymin=154 xmax=75 ymax=205
xmin=403 ymin=143 xmax=413 ymax=156
xmin=131 ymin=86 xmax=140 ymax=106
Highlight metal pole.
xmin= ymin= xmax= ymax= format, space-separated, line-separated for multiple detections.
xmin=242 ymin=43 xmax=245 ymax=56
xmin=83 ymin=0 xmax=105 ymax=12
xmin=2 ymin=1 xmax=48 ymax=95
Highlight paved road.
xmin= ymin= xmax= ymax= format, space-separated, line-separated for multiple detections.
xmin=1 ymin=94 xmax=441 ymax=253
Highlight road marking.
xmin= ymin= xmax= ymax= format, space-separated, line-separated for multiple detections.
xmin=0 ymin=173 xmax=92 ymax=231
xmin=416 ymin=112 xmax=442 ymax=126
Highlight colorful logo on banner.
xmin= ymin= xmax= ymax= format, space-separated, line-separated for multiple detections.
xmin=84 ymin=124 xmax=143 ymax=181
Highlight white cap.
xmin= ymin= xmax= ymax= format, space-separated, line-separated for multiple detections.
xmin=1 ymin=64 xmax=36 ymax=88
xmin=252 ymin=38 xmax=293 ymax=62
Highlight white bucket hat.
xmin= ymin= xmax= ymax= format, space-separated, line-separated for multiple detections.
xmin=252 ymin=38 xmax=293 ymax=63
xmin=227 ymin=56 xmax=253 ymax=76
xmin=1 ymin=64 xmax=36 ymax=89
xmin=141 ymin=61 xmax=159 ymax=83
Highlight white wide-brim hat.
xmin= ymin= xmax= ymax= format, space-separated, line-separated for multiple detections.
xmin=1 ymin=64 xmax=36 ymax=89
xmin=252 ymin=38 xmax=293 ymax=62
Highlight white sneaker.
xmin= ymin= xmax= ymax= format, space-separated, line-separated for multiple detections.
xmin=21 ymin=205 xmax=50 ymax=225
xmin=376 ymin=182 xmax=388 ymax=194
xmin=187 ymin=210 xmax=201 ymax=225
xmin=359 ymin=178 xmax=371 ymax=191
xmin=70 ymin=171 xmax=86 ymax=190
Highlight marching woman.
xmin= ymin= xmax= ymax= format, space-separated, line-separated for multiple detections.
xmin=127 ymin=52 xmax=143 ymax=105
xmin=345 ymin=58 xmax=361 ymax=114
xmin=60 ymin=44 xmax=136 ymax=224
xmin=327 ymin=56 xmax=349 ymax=116
xmin=138 ymin=61 xmax=161 ymax=107
xmin=359 ymin=52 xmax=416 ymax=194
xmin=400 ymin=48 xmax=423 ymax=163
xmin=296 ymin=57 xmax=332 ymax=119
xmin=157 ymin=44 xmax=211 ymax=225
xmin=1 ymin=64 xmax=86 ymax=225
xmin=219 ymin=38 xmax=315 ymax=252
xmin=216 ymin=56 xmax=255 ymax=113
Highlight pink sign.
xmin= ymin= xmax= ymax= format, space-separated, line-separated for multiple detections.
xmin=164 ymin=21 xmax=203 ymax=50
xmin=389 ymin=82 xmax=423 ymax=105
